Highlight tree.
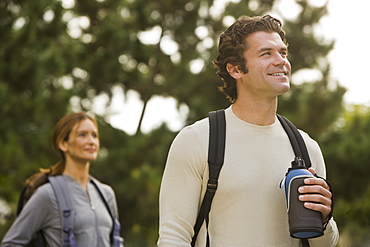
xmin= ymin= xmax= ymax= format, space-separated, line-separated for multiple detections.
xmin=320 ymin=105 xmax=370 ymax=245
xmin=277 ymin=0 xmax=346 ymax=138
xmin=0 ymin=0 xmax=76 ymax=200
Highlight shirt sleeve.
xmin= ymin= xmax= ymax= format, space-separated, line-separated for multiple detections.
xmin=157 ymin=125 xmax=207 ymax=247
xmin=308 ymin=219 xmax=339 ymax=247
xmin=1 ymin=185 xmax=56 ymax=246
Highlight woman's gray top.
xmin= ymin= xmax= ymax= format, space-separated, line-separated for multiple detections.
xmin=1 ymin=175 xmax=122 ymax=247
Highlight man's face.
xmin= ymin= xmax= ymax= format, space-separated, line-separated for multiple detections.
xmin=236 ymin=31 xmax=291 ymax=100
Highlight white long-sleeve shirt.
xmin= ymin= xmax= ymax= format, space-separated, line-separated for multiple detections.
xmin=158 ymin=106 xmax=338 ymax=247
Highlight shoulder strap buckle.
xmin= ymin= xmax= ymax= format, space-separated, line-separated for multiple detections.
xmin=207 ymin=179 xmax=218 ymax=193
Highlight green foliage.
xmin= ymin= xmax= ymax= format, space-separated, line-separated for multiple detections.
xmin=1 ymin=0 xmax=369 ymax=245
xmin=334 ymin=187 xmax=370 ymax=246
xmin=322 ymin=106 xmax=370 ymax=200
xmin=277 ymin=0 xmax=346 ymax=139
xmin=320 ymin=106 xmax=370 ymax=244
xmin=90 ymin=122 xmax=176 ymax=246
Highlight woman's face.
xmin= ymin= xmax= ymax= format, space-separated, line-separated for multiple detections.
xmin=59 ymin=119 xmax=100 ymax=164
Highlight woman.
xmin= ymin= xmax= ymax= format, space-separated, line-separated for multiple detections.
xmin=1 ymin=112 xmax=123 ymax=246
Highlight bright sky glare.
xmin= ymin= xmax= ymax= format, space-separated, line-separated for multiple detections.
xmin=321 ymin=0 xmax=370 ymax=106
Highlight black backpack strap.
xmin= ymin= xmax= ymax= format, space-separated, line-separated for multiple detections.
xmin=191 ymin=109 xmax=226 ymax=247
xmin=48 ymin=175 xmax=78 ymax=247
xmin=16 ymin=186 xmax=27 ymax=216
xmin=301 ymin=238 xmax=310 ymax=247
xmin=192 ymin=112 xmax=315 ymax=246
xmin=277 ymin=114 xmax=312 ymax=247
xmin=90 ymin=178 xmax=122 ymax=247
xmin=276 ymin=114 xmax=312 ymax=168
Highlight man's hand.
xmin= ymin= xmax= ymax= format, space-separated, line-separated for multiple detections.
xmin=298 ymin=167 xmax=332 ymax=221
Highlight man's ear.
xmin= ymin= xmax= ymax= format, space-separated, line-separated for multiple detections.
xmin=58 ymin=141 xmax=68 ymax=152
xmin=226 ymin=63 xmax=242 ymax=79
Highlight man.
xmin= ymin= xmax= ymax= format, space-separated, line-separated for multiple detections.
xmin=158 ymin=15 xmax=339 ymax=246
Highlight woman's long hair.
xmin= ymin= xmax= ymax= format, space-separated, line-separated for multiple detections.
xmin=23 ymin=112 xmax=98 ymax=201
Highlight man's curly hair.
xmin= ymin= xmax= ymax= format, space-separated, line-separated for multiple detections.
xmin=213 ymin=15 xmax=287 ymax=102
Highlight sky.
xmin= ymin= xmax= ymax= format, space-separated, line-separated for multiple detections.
xmin=106 ymin=0 xmax=370 ymax=135
xmin=294 ymin=0 xmax=370 ymax=106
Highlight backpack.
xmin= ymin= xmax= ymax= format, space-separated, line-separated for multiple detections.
xmin=191 ymin=110 xmax=313 ymax=247
xmin=16 ymin=175 xmax=121 ymax=247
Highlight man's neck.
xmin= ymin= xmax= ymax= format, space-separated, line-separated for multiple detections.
xmin=231 ymin=97 xmax=278 ymax=126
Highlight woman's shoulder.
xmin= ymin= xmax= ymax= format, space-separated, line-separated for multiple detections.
xmin=23 ymin=182 xmax=57 ymax=211
xmin=32 ymin=182 xmax=54 ymax=199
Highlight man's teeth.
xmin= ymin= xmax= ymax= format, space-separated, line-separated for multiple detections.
xmin=270 ymin=73 xmax=285 ymax=76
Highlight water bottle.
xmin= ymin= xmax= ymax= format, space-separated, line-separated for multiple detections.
xmin=281 ymin=157 xmax=324 ymax=239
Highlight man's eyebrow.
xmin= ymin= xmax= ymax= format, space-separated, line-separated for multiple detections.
xmin=256 ymin=47 xmax=272 ymax=54
xmin=256 ymin=46 xmax=288 ymax=54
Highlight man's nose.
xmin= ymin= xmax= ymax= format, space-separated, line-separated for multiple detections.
xmin=273 ymin=53 xmax=287 ymax=66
